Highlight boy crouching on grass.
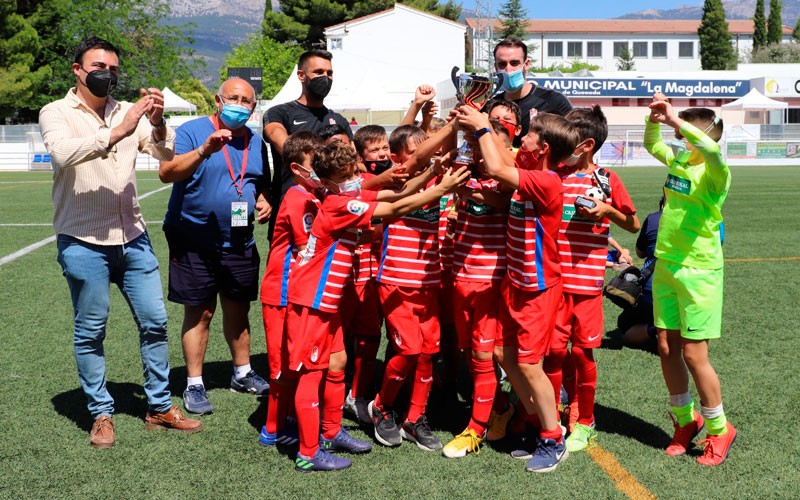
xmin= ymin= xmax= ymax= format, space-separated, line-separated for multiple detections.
xmin=286 ymin=141 xmax=469 ymax=471
xmin=644 ymin=93 xmax=736 ymax=466
xmin=458 ymin=106 xmax=578 ymax=473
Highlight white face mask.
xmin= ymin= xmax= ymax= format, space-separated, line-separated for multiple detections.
xmin=335 ymin=176 xmax=363 ymax=197
xmin=669 ymin=139 xmax=691 ymax=164
xmin=562 ymin=140 xmax=589 ymax=167
xmin=298 ymin=165 xmax=324 ymax=190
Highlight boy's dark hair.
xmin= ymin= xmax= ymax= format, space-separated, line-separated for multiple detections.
xmin=678 ymin=108 xmax=723 ymax=142
xmin=530 ymin=113 xmax=580 ymax=165
xmin=299 ymin=49 xmax=332 ymax=71
xmin=389 ymin=125 xmax=426 ymax=155
xmin=353 ymin=125 xmax=387 ymax=156
xmin=74 ymin=36 xmax=120 ymax=65
xmin=313 ymin=141 xmax=358 ymax=180
xmin=490 ymin=119 xmax=510 ymax=140
xmin=283 ymin=131 xmax=321 ymax=170
xmin=494 ymin=37 xmax=528 ymax=60
xmin=318 ymin=124 xmax=348 ymax=142
xmin=485 ymin=98 xmax=522 ymax=126
xmin=565 ymin=105 xmax=608 ymax=154
xmin=428 ymin=117 xmax=447 ymax=133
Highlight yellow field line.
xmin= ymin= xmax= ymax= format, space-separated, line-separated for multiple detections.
xmin=587 ymin=445 xmax=656 ymax=500
xmin=725 ymin=256 xmax=800 ymax=262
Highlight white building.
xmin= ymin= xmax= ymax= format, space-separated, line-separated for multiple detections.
xmin=467 ymin=19 xmax=795 ymax=72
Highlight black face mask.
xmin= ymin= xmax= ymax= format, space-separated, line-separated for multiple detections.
xmin=364 ymin=158 xmax=394 ymax=175
xmin=81 ymin=68 xmax=118 ymax=98
xmin=307 ymin=76 xmax=332 ymax=100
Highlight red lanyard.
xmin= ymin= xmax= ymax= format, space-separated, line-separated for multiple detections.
xmin=211 ymin=115 xmax=248 ymax=198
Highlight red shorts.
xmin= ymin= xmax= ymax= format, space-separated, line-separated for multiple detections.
xmin=378 ymin=284 xmax=440 ymax=356
xmin=262 ymin=303 xmax=289 ymax=378
xmin=340 ymin=279 xmax=383 ymax=337
xmin=439 ymin=277 xmax=455 ymax=327
xmin=551 ymin=293 xmax=604 ymax=349
xmin=286 ymin=303 xmax=343 ymax=371
xmin=453 ymin=280 xmax=500 ymax=352
xmin=497 ymin=279 xmax=562 ymax=364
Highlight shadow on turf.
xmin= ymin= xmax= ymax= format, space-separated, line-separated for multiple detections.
xmin=594 ymin=403 xmax=671 ymax=449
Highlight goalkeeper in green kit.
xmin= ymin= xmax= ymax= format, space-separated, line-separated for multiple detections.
xmin=643 ymin=92 xmax=736 ymax=466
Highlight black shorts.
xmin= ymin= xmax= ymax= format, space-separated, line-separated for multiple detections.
xmin=616 ymin=296 xmax=655 ymax=335
xmin=165 ymin=227 xmax=260 ymax=305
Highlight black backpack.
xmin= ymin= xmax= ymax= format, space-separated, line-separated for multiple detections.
xmin=603 ymin=260 xmax=656 ymax=309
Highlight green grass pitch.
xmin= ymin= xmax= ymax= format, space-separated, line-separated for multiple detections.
xmin=0 ymin=167 xmax=798 ymax=498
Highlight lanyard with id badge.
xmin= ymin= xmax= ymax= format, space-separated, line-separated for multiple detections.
xmin=211 ymin=115 xmax=250 ymax=227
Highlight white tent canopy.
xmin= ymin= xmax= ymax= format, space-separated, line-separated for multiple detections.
xmin=162 ymin=87 xmax=197 ymax=113
xmin=721 ymin=88 xmax=788 ymax=110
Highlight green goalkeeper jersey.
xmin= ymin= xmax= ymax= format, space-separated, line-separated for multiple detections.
xmin=643 ymin=117 xmax=731 ymax=270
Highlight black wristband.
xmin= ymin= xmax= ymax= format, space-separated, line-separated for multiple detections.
xmin=473 ymin=127 xmax=492 ymax=141
xmin=150 ymin=118 xmax=166 ymax=130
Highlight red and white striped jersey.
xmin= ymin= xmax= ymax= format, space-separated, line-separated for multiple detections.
xmin=452 ymin=179 xmax=508 ymax=283
xmin=559 ymin=168 xmax=636 ymax=295
xmin=376 ymin=200 xmax=441 ymax=288
xmin=438 ymin=194 xmax=455 ymax=278
xmin=260 ymin=185 xmax=321 ymax=307
xmin=287 ymin=191 xmax=378 ymax=312
xmin=505 ymin=169 xmax=563 ymax=290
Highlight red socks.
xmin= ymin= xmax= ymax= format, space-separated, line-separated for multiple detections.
xmin=351 ymin=336 xmax=379 ymax=399
xmin=543 ymin=347 xmax=569 ymax=408
xmin=295 ymin=369 xmax=324 ymax=458
xmin=265 ymin=375 xmax=296 ymax=434
xmin=468 ymin=357 xmax=496 ymax=434
xmin=406 ymin=353 xmax=433 ymax=423
xmin=321 ymin=370 xmax=345 ymax=439
xmin=375 ymin=353 xmax=417 ymax=410
xmin=572 ymin=346 xmax=597 ymax=426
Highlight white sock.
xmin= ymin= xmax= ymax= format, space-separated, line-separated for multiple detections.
xmin=234 ymin=363 xmax=252 ymax=380
xmin=669 ymin=392 xmax=692 ymax=408
xmin=187 ymin=376 xmax=204 ymax=388
xmin=701 ymin=403 xmax=724 ymax=420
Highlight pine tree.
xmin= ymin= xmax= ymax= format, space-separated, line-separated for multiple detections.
xmin=698 ymin=0 xmax=736 ymax=70
xmin=616 ymin=44 xmax=635 ymax=71
xmin=794 ymin=18 xmax=800 ymax=42
xmin=753 ymin=0 xmax=767 ymax=52
xmin=767 ymin=0 xmax=783 ymax=45
xmin=498 ymin=0 xmax=528 ymax=40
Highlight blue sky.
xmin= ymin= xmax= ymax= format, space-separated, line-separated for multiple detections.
xmin=466 ymin=0 xmax=703 ymax=20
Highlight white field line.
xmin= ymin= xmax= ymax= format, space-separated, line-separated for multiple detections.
xmin=0 ymin=185 xmax=171 ymax=267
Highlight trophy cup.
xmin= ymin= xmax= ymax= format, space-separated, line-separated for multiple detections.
xmin=450 ymin=67 xmax=503 ymax=178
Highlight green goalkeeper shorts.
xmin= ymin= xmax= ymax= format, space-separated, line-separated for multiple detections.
xmin=652 ymin=260 xmax=723 ymax=340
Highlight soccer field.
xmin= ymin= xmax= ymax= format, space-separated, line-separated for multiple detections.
xmin=1 ymin=167 xmax=798 ymax=499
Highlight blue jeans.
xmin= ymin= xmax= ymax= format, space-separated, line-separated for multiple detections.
xmin=57 ymin=232 xmax=172 ymax=418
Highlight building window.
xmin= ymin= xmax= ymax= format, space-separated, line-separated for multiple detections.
xmin=567 ymin=41 xmax=582 ymax=57
xmin=633 ymin=41 xmax=648 ymax=58
xmin=653 ymin=42 xmax=667 ymax=58
xmin=548 ymin=41 xmax=563 ymax=57
xmin=679 ymin=41 xmax=694 ymax=58
xmin=330 ymin=38 xmax=342 ymax=50
xmin=587 ymin=42 xmax=602 ymax=58
xmin=613 ymin=41 xmax=628 ymax=57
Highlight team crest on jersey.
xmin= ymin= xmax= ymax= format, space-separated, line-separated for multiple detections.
xmin=529 ymin=108 xmax=538 ymax=119
xmin=310 ymin=346 xmax=319 ymax=363
xmin=394 ymin=331 xmax=402 ymax=347
xmin=302 ymin=212 xmax=314 ymax=232
xmin=329 ymin=118 xmax=336 ymax=125
xmin=347 ymin=200 xmax=368 ymax=215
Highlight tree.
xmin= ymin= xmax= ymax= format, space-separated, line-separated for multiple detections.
xmin=263 ymin=0 xmax=461 ymax=49
xmin=753 ymin=0 xmax=767 ymax=52
xmin=698 ymin=0 xmax=736 ymax=70
xmin=616 ymin=44 xmax=635 ymax=71
xmin=220 ymin=34 xmax=304 ymax=99
xmin=751 ymin=42 xmax=800 ymax=62
xmin=498 ymin=0 xmax=528 ymax=40
xmin=171 ymin=78 xmax=215 ymax=116
xmin=794 ymin=18 xmax=800 ymax=42
xmin=767 ymin=0 xmax=783 ymax=45
xmin=0 ymin=1 xmax=52 ymax=122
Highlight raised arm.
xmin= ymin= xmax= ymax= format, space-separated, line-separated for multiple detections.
xmin=373 ymin=166 xmax=469 ymax=219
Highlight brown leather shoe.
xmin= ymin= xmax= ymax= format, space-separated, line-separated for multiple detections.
xmin=90 ymin=415 xmax=115 ymax=449
xmin=145 ymin=406 xmax=203 ymax=433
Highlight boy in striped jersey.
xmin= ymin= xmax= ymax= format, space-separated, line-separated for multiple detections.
xmin=259 ymin=131 xmax=323 ymax=448
xmin=458 ymin=106 xmax=578 ymax=473
xmin=287 ymin=141 xmax=469 ymax=471
xmin=544 ymin=106 xmax=639 ymax=453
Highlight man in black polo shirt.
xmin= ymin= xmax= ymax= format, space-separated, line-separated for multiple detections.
xmin=492 ymin=38 xmax=572 ymax=147
xmin=263 ymin=49 xmax=351 ymax=239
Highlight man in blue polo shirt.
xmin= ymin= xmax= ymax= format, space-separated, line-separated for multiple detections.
xmin=160 ymin=77 xmax=271 ymax=415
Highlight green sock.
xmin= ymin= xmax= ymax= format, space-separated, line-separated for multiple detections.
xmin=706 ymin=413 xmax=728 ymax=435
xmin=671 ymin=402 xmax=695 ymax=427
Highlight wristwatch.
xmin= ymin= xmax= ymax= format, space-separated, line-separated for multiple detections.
xmin=150 ymin=118 xmax=166 ymax=130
